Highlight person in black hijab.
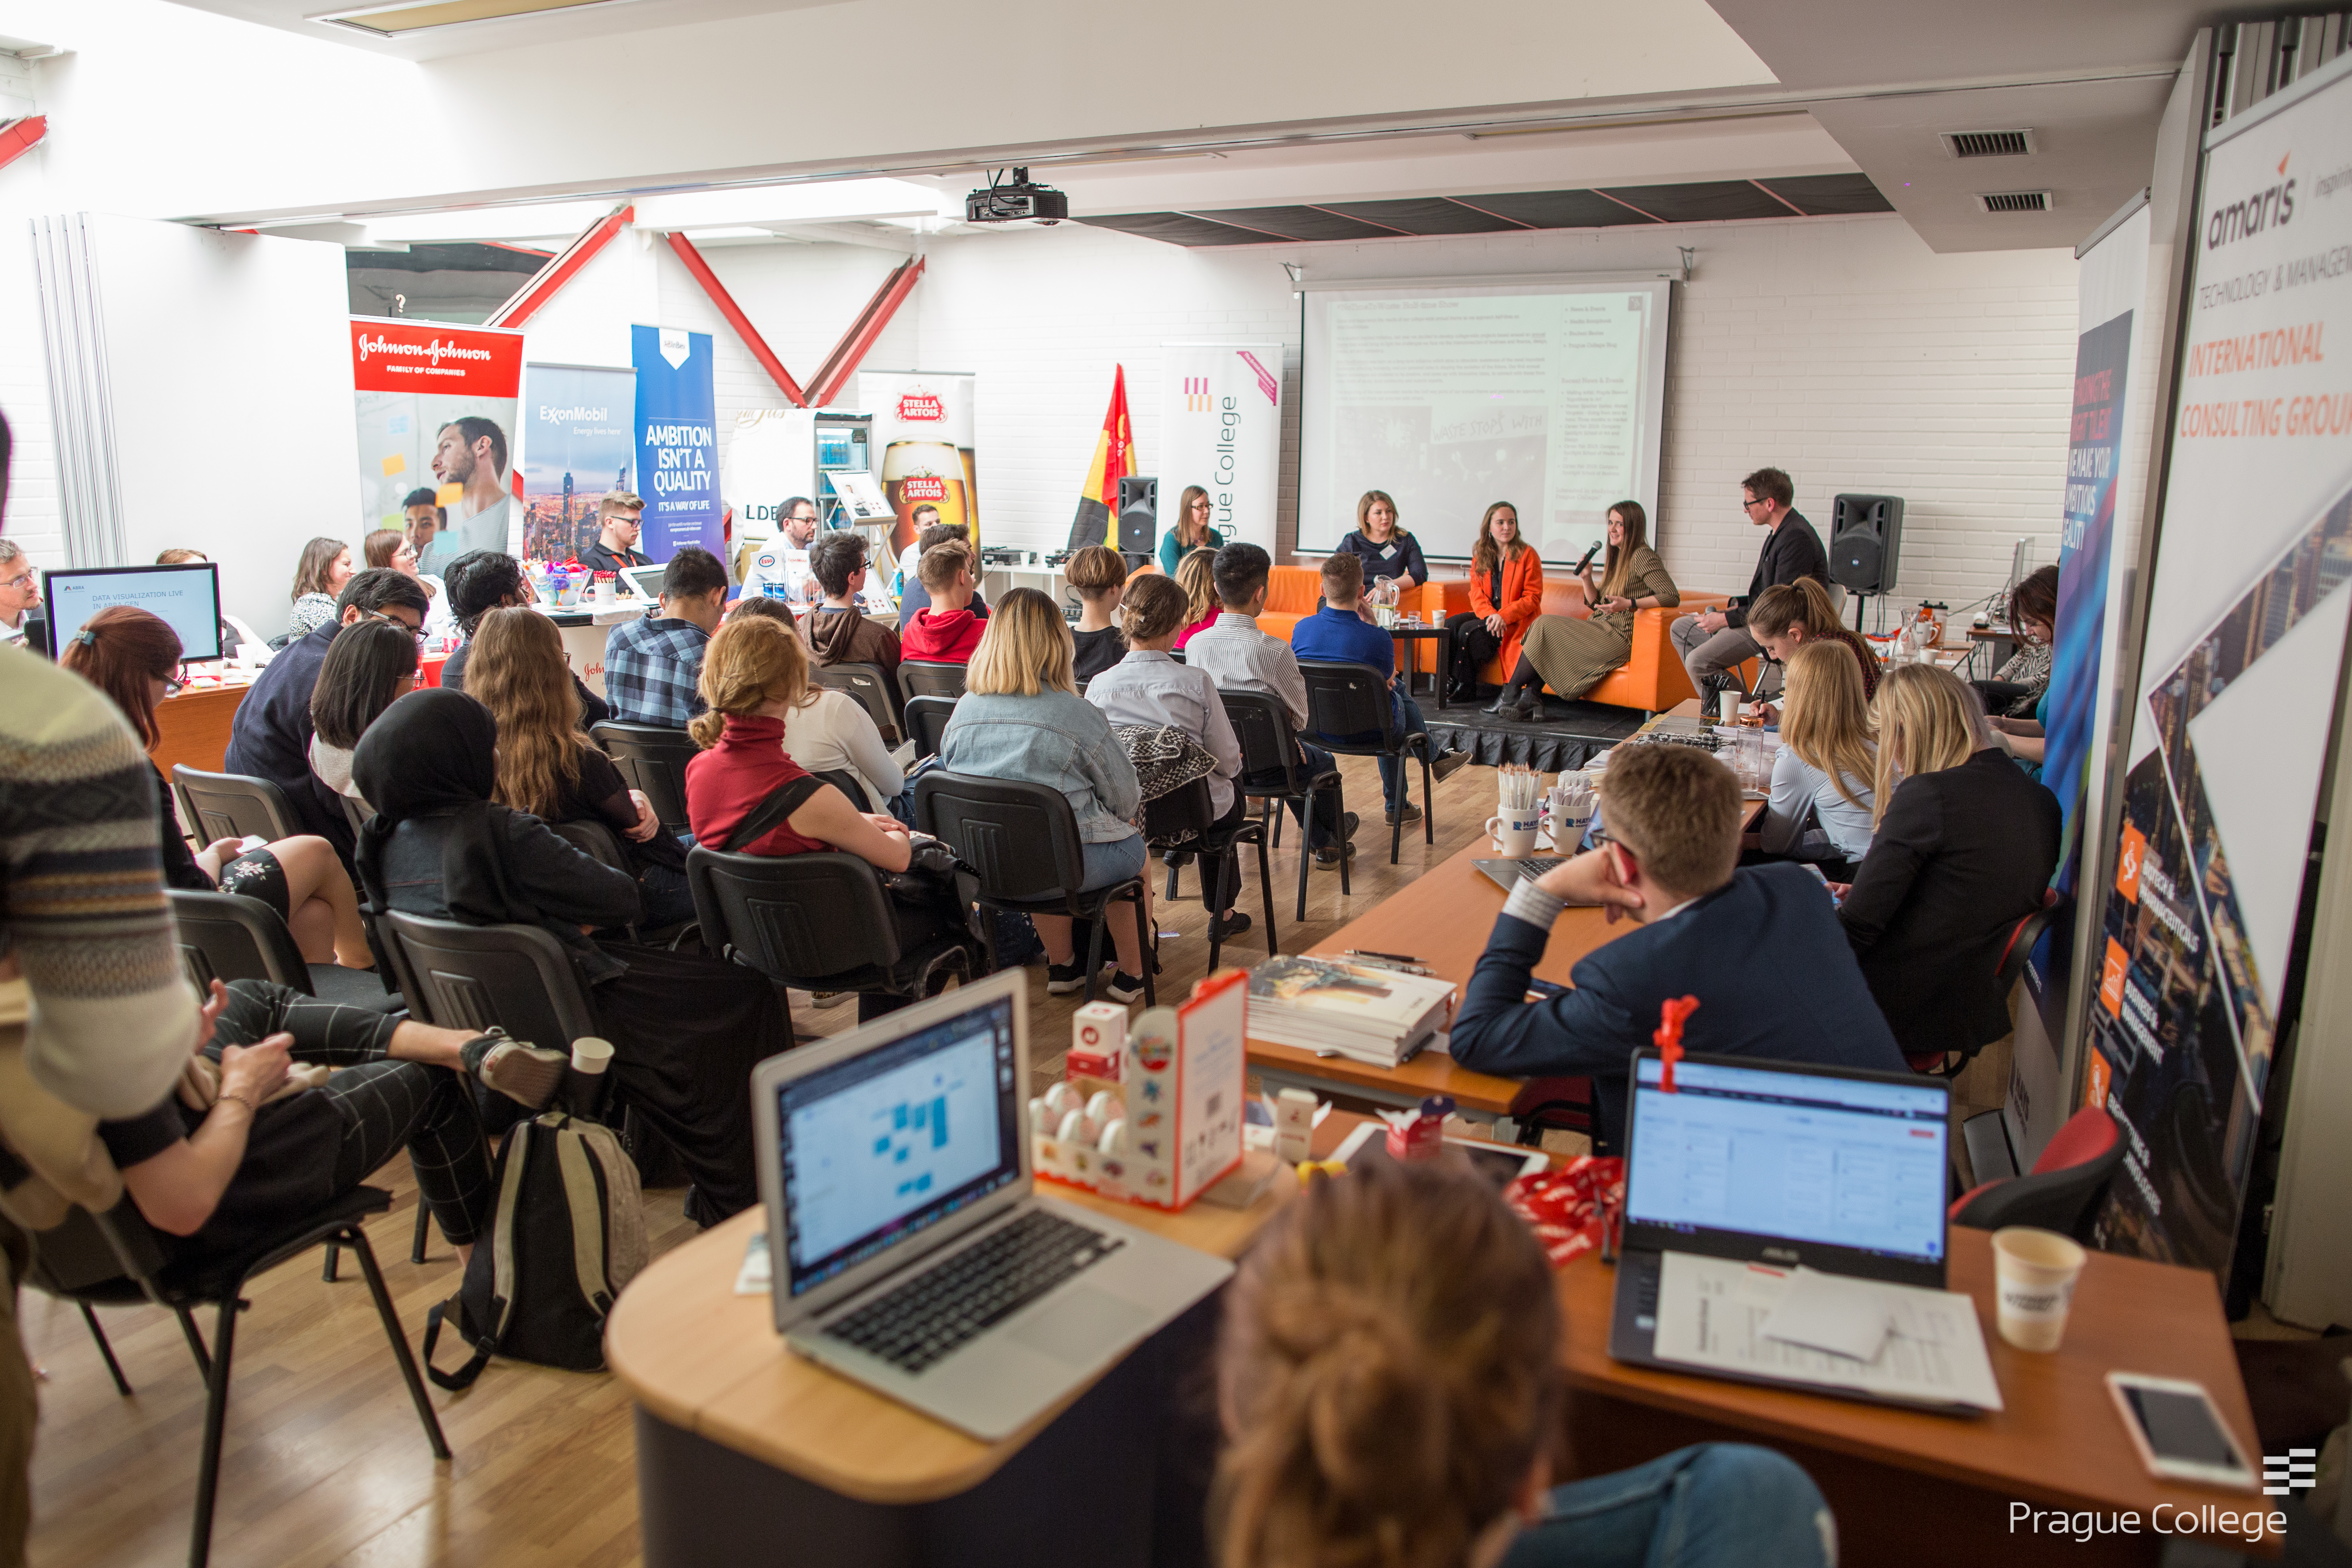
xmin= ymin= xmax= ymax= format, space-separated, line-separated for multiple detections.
xmin=353 ymin=688 xmax=782 ymax=1223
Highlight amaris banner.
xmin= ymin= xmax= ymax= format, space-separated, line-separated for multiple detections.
xmin=631 ymin=325 xmax=724 ymax=563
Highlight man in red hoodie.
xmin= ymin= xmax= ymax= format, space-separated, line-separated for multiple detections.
xmin=900 ymin=538 xmax=986 ymax=663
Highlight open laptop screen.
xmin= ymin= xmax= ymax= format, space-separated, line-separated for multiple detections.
xmin=775 ymin=991 xmax=1021 ymax=1298
xmin=1624 ymin=1053 xmax=1949 ymax=1276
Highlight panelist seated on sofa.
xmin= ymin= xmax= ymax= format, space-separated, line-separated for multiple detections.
xmin=1447 ymin=742 xmax=1906 ymax=1153
xmin=1484 ymin=500 xmax=1679 ymax=720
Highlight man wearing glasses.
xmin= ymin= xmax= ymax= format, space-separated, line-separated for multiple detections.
xmin=0 ymin=540 xmax=38 ymax=645
xmin=1669 ymin=466 xmax=1829 ymax=699
xmin=579 ymin=490 xmax=651 ymax=580
xmin=740 ymin=494 xmax=831 ymax=608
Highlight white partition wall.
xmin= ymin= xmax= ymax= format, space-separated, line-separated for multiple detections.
xmin=32 ymin=213 xmax=357 ymax=634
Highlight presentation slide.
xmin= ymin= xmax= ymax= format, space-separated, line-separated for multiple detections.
xmin=46 ymin=564 xmax=223 ymax=661
xmin=1298 ymin=280 xmax=1671 ymax=564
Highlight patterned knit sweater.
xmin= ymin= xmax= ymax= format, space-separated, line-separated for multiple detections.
xmin=0 ymin=646 xmax=194 ymax=1118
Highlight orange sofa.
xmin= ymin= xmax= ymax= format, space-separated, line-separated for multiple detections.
xmin=1421 ymin=577 xmax=1735 ymax=716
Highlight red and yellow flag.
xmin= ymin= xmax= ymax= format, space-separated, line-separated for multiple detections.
xmin=1065 ymin=365 xmax=1133 ymax=551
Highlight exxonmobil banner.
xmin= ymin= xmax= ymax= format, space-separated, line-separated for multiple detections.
xmin=350 ymin=317 xmax=525 ymax=570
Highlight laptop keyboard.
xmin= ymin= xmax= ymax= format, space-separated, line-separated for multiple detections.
xmin=822 ymin=1209 xmax=1122 ymax=1375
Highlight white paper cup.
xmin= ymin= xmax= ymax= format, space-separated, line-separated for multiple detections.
xmin=570 ymin=1036 xmax=615 ymax=1076
xmin=1992 ymin=1227 xmax=2086 ymax=1351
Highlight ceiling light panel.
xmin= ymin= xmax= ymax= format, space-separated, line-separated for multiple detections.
xmin=363 ymin=199 xmax=616 ymax=243
xmin=634 ymin=180 xmax=953 ymax=229
xmin=311 ymin=0 xmax=634 ymax=36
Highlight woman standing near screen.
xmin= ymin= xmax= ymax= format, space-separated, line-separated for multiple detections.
xmin=1159 ymin=485 xmax=1225 ymax=576
xmin=1443 ymin=502 xmax=1542 ymax=705
xmin=1332 ymin=489 xmax=1428 ymax=593
xmin=1485 ymin=500 xmax=1678 ymax=718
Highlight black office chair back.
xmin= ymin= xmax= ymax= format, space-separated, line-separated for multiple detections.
xmin=374 ymin=909 xmax=599 ymax=1047
xmin=897 ymin=660 xmax=968 ymax=706
xmin=1297 ymin=659 xmax=1401 ymax=753
xmin=550 ymin=818 xmax=632 ymax=874
xmin=1996 ymin=888 xmax=2068 ymax=995
xmin=168 ymin=889 xmax=314 ymax=995
xmin=686 ymin=846 xmax=906 ymax=979
xmin=1141 ymin=775 xmax=1216 ymax=848
xmin=812 ymin=661 xmax=901 ymax=744
xmin=912 ymin=772 xmax=1086 ymax=903
xmin=1219 ymin=688 xmax=1313 ymax=794
xmin=809 ymin=768 xmax=872 ymax=812
xmin=904 ymin=694 xmax=957 ymax=761
xmin=171 ymin=766 xmax=300 ymax=845
xmin=1953 ymin=1130 xmax=2126 ymax=1241
xmin=590 ymin=722 xmax=699 ymax=836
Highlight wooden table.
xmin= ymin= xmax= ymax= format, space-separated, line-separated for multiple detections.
xmin=149 ymin=679 xmax=253 ymax=778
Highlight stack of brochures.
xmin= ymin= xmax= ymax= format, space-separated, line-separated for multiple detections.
xmin=1246 ymin=955 xmax=1457 ymax=1067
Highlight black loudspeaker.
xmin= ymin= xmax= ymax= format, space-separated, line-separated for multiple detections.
xmin=1828 ymin=493 xmax=1906 ymax=596
xmin=1117 ymin=475 xmax=1157 ymax=554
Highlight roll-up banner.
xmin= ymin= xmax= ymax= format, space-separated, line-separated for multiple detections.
xmin=519 ymin=363 xmax=635 ymax=565
xmin=2085 ymin=54 xmax=2352 ymax=1275
xmin=631 ymin=325 xmax=725 ymax=563
xmin=1160 ymin=343 xmax=1282 ymax=553
xmin=350 ymin=317 xmax=524 ymax=573
xmin=858 ymin=369 xmax=979 ymax=561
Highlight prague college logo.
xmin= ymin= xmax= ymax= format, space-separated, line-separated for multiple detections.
xmin=2265 ymin=1448 xmax=2317 ymax=1496
xmin=1183 ymin=376 xmax=1210 ymax=412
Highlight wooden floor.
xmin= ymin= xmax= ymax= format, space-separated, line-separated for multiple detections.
xmin=25 ymin=750 xmax=1506 ymax=1568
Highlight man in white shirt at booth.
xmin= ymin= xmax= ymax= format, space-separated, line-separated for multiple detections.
xmin=740 ymin=495 xmax=821 ymax=607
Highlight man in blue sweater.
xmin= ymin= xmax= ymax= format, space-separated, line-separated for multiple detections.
xmin=1449 ymin=742 xmax=1904 ymax=1153
xmin=1289 ymin=552 xmax=1463 ymax=826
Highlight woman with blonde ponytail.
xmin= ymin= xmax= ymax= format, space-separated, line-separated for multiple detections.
xmin=1754 ymin=640 xmax=1878 ymax=880
xmin=1216 ymin=1157 xmax=1836 ymax=1568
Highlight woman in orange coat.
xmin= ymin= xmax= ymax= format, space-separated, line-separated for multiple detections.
xmin=1443 ymin=501 xmax=1545 ymax=705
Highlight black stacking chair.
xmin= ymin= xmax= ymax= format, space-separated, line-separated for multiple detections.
xmin=812 ymin=661 xmax=903 ymax=745
xmin=896 ymin=659 xmax=968 ymax=706
xmin=686 ymin=846 xmax=979 ymax=1009
xmin=1298 ymin=659 xmax=1435 ymax=865
xmin=590 ymin=722 xmax=699 ymax=837
xmin=171 ymin=766 xmax=300 ymax=845
xmin=28 ymin=1192 xmax=447 ymax=1568
xmin=914 ymin=771 xmax=1154 ymax=1005
xmin=809 ymin=768 xmax=872 ymax=811
xmin=903 ymin=694 xmax=957 ymax=761
xmin=339 ymin=792 xmax=373 ymax=840
xmin=1218 ymin=688 xmax=1348 ymax=920
xmin=1142 ymin=776 xmax=1277 ymax=973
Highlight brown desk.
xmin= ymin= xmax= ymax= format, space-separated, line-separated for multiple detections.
xmin=149 ymin=681 xmax=251 ymax=778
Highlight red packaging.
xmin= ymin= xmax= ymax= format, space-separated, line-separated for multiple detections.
xmin=1503 ymin=1156 xmax=1626 ymax=1268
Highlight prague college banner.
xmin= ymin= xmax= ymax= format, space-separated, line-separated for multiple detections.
xmin=858 ymin=370 xmax=979 ymax=561
xmin=1161 ymin=342 xmax=1283 ymax=552
xmin=350 ymin=317 xmax=524 ymax=573
xmin=630 ymin=326 xmax=724 ymax=563
xmin=518 ymin=364 xmax=635 ymax=565
xmin=2085 ymin=60 xmax=2352 ymax=1275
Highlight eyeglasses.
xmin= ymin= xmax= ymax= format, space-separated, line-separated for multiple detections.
xmin=163 ymin=663 xmax=190 ymax=697
xmin=1742 ymin=498 xmax=1770 ymax=512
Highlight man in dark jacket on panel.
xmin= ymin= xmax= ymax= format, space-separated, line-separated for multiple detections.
xmin=1671 ymin=465 xmax=1830 ymax=698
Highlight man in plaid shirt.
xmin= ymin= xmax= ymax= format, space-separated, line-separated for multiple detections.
xmin=602 ymin=544 xmax=729 ymax=727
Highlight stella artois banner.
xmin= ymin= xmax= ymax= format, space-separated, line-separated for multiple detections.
xmin=855 ymin=369 xmax=979 ymax=559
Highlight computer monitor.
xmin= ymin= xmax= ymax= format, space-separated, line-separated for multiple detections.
xmin=43 ymin=563 xmax=224 ymax=661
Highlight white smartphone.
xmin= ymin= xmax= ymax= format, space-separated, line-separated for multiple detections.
xmin=2106 ymin=1372 xmax=2258 ymax=1490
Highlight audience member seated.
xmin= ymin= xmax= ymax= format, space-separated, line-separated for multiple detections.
xmin=440 ymin=550 xmax=610 ymax=728
xmin=1490 ymin=500 xmax=1680 ymax=717
xmin=1188 ymin=543 xmax=1357 ymax=868
xmin=225 ymin=567 xmax=430 ymax=866
xmin=684 ymin=616 xmax=942 ymax=1020
xmin=98 ymin=976 xmax=566 ymax=1270
xmin=1977 ymin=564 xmax=2058 ymax=718
xmin=1087 ymin=572 xmax=1247 ymax=937
xmin=900 ymin=539 xmax=987 ymax=665
xmin=401 ymin=486 xmax=443 ymax=563
xmin=1330 ymin=487 xmax=1429 ymax=594
xmin=154 ymin=547 xmax=263 ymax=659
xmin=1291 ymin=552 xmax=1466 ymax=826
xmin=468 ymin=607 xmax=695 ymax=929
xmin=309 ymin=618 xmax=419 ymax=802
xmin=732 ymin=595 xmax=906 ymax=811
xmin=1838 ymin=663 xmax=2061 ymax=1064
xmin=1158 ymin=484 xmax=1226 ymax=576
xmin=577 ymin=490 xmax=651 ymax=577
xmin=798 ymin=531 xmax=903 ymax=679
xmin=364 ymin=525 xmax=452 ymax=635
xmin=1670 ymin=466 xmax=1829 ymax=698
xmin=64 ymin=606 xmax=377 ymax=970
xmin=353 ymin=689 xmax=782 ymax=1223
xmin=1170 ymin=546 xmax=1221 ymax=651
xmin=1753 ymin=641 xmax=1877 ymax=881
xmin=1443 ymin=502 xmax=1543 ymax=706
xmin=603 ymin=544 xmax=728 ymax=728
xmin=1216 ymin=1155 xmax=1836 ymax=1568
xmin=942 ymin=589 xmax=1153 ymax=1001
xmin=1064 ymin=544 xmax=1129 ymax=681
xmin=286 ymin=536 xmax=356 ymax=641
xmin=1449 ymin=743 xmax=1905 ymax=1151
xmin=0 ymin=537 xmax=38 ymax=645
xmin=894 ymin=523 xmax=991 ymax=629
xmin=1742 ymin=578 xmax=1878 ymax=718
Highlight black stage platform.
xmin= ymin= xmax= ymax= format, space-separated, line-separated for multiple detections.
xmin=1425 ymin=692 xmax=1647 ymax=772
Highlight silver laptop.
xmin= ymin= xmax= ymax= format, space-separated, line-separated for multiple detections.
xmin=752 ymin=970 xmax=1234 ymax=1440
xmin=620 ymin=563 xmax=666 ymax=599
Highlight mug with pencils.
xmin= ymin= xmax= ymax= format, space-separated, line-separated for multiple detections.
xmin=1489 ymin=766 xmax=1542 ymax=857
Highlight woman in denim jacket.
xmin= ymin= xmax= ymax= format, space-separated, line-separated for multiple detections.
xmin=940 ymin=588 xmax=1152 ymax=1002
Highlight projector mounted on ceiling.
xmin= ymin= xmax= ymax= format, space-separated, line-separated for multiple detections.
xmin=967 ymin=168 xmax=1068 ymax=225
